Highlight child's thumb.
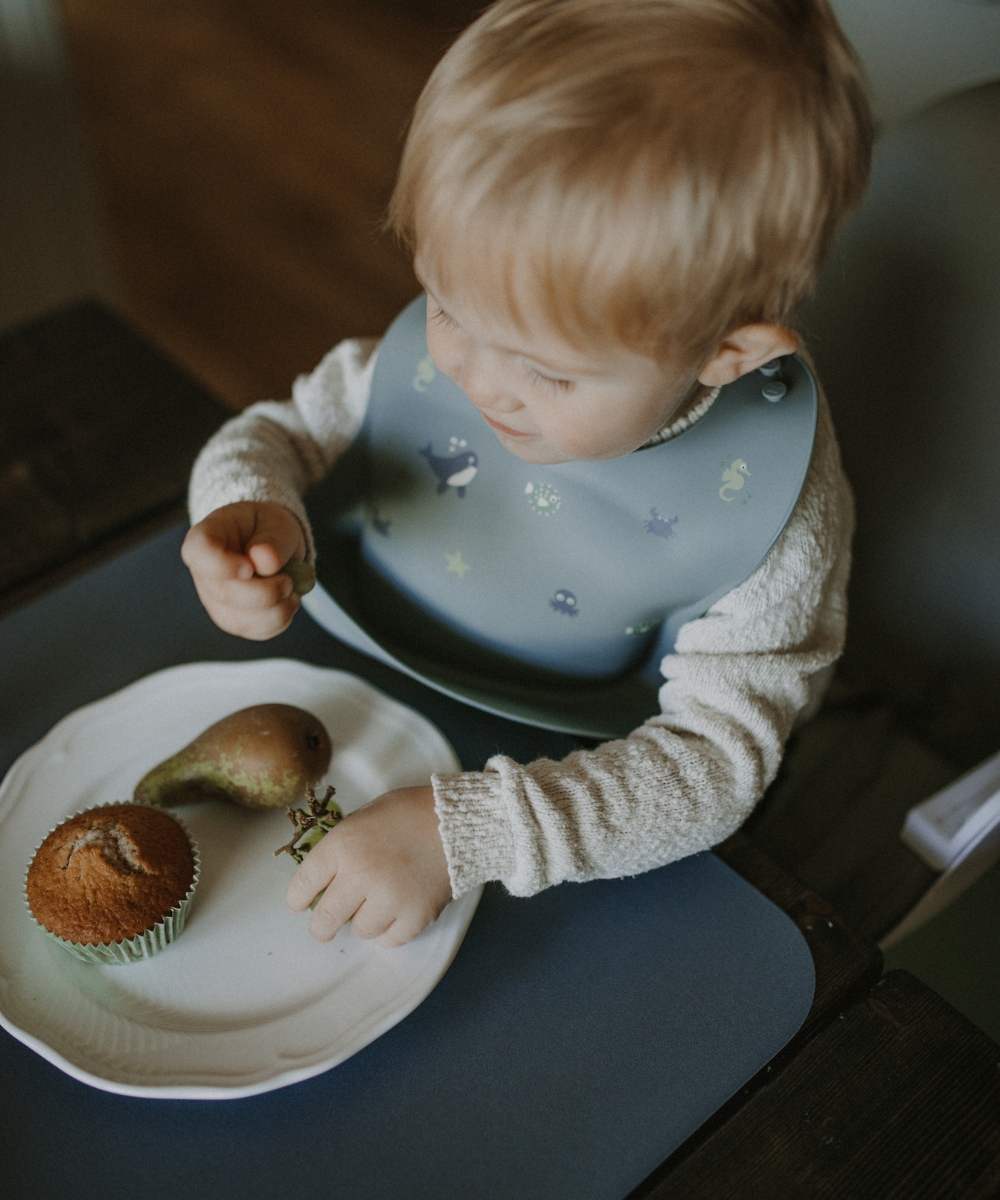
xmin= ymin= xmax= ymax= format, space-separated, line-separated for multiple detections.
xmin=247 ymin=509 xmax=306 ymax=577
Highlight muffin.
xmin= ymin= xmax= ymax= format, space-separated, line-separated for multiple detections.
xmin=25 ymin=802 xmax=199 ymax=964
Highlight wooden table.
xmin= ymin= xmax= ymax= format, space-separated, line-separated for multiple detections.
xmin=640 ymin=842 xmax=1000 ymax=1200
xmin=2 ymin=302 xmax=998 ymax=1199
xmin=0 ymin=300 xmax=228 ymax=617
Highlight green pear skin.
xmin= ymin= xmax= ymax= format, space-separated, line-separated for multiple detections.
xmin=134 ymin=704 xmax=332 ymax=811
xmin=282 ymin=560 xmax=316 ymax=596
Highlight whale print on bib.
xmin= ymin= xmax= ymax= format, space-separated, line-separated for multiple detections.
xmin=420 ymin=437 xmax=479 ymax=497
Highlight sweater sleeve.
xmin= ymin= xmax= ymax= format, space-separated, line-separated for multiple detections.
xmin=187 ymin=338 xmax=379 ymax=559
xmin=432 ymin=391 xmax=854 ymax=898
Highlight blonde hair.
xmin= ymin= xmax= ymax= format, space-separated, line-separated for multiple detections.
xmin=389 ymin=0 xmax=873 ymax=365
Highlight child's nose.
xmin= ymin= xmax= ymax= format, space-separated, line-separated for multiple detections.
xmin=459 ymin=350 xmax=522 ymax=413
xmin=470 ymin=388 xmax=521 ymax=414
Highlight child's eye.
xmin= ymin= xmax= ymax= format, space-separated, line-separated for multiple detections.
xmin=526 ymin=367 xmax=574 ymax=392
xmin=429 ymin=304 xmax=459 ymax=332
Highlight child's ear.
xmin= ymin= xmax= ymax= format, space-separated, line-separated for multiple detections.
xmin=697 ymin=324 xmax=800 ymax=387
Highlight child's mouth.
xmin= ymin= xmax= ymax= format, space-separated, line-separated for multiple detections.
xmin=482 ymin=414 xmax=533 ymax=438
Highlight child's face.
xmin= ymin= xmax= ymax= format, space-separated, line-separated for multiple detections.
xmin=416 ymin=264 xmax=698 ymax=465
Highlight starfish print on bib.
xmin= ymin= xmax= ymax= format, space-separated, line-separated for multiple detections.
xmin=444 ymin=550 xmax=472 ymax=579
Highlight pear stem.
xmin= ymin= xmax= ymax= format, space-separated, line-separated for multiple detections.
xmin=273 ymin=785 xmax=341 ymax=862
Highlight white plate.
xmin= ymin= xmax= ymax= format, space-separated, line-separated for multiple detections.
xmin=0 ymin=659 xmax=480 ymax=1100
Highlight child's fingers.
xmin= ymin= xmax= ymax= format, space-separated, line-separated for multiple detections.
xmin=183 ymin=503 xmax=306 ymax=583
xmin=212 ymin=572 xmax=295 ymax=612
xmin=246 ymin=508 xmax=307 ymax=578
xmin=286 ymin=835 xmax=338 ymax=912
xmin=193 ymin=575 xmax=300 ymax=640
xmin=182 ymin=504 xmax=307 ymax=640
xmin=219 ymin=597 xmax=300 ymax=641
xmin=309 ymin=886 xmax=367 ymax=943
xmin=181 ymin=522 xmax=254 ymax=583
xmin=247 ymin=543 xmax=286 ymax=578
xmin=346 ymin=897 xmax=398 ymax=943
xmin=224 ymin=588 xmax=302 ymax=638
xmin=373 ymin=915 xmax=425 ymax=949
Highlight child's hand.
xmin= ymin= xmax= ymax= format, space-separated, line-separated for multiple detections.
xmin=181 ymin=501 xmax=308 ymax=640
xmin=285 ymin=785 xmax=452 ymax=948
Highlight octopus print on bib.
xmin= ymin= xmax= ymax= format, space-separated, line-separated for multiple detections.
xmin=305 ymin=295 xmax=817 ymax=735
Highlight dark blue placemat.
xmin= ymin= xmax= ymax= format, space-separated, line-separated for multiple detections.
xmin=0 ymin=526 xmax=815 ymax=1200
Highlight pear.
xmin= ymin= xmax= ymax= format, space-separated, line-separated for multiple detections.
xmin=282 ymin=559 xmax=316 ymax=596
xmin=134 ymin=703 xmax=332 ymax=811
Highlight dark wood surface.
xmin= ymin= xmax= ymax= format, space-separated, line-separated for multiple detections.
xmin=715 ymin=833 xmax=883 ymax=1044
xmin=643 ymin=970 xmax=1000 ymax=1200
xmin=59 ymin=0 xmax=479 ymax=410
xmin=742 ymin=697 xmax=953 ymax=942
xmin=0 ymin=300 xmax=228 ymax=617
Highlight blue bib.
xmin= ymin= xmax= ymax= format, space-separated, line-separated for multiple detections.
xmin=305 ymin=296 xmax=817 ymax=737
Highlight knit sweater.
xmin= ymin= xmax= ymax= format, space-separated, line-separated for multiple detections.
xmin=189 ymin=336 xmax=854 ymax=899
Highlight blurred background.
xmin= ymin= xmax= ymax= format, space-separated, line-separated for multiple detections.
xmin=1 ymin=0 xmax=479 ymax=407
xmin=2 ymin=0 xmax=998 ymax=407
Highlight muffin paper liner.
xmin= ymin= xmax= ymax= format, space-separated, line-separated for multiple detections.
xmin=23 ymin=802 xmax=201 ymax=966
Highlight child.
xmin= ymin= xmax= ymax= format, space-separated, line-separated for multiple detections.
xmin=182 ymin=0 xmax=872 ymax=947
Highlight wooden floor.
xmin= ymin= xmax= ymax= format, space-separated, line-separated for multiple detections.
xmin=58 ymin=0 xmax=478 ymax=410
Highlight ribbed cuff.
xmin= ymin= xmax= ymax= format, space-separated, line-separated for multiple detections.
xmin=431 ymin=770 xmax=516 ymax=898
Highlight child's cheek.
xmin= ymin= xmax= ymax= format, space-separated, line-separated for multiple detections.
xmin=544 ymin=428 xmax=592 ymax=460
xmin=545 ymin=410 xmax=602 ymax=458
xmin=554 ymin=422 xmax=631 ymax=462
xmin=424 ymin=325 xmax=458 ymax=383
